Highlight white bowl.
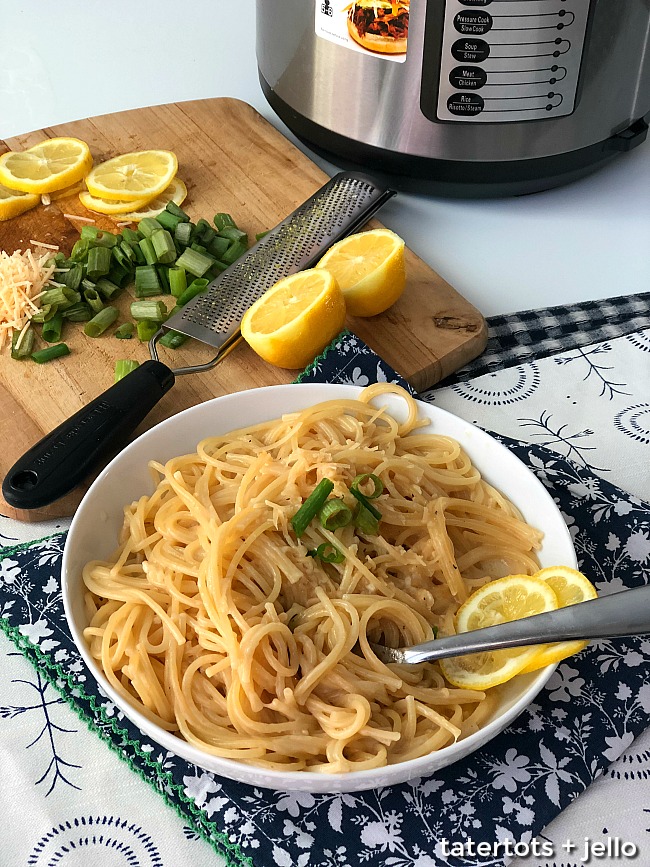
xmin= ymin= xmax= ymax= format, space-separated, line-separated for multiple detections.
xmin=63 ymin=383 xmax=576 ymax=793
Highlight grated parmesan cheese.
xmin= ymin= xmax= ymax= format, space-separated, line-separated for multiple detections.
xmin=0 ymin=248 xmax=57 ymax=352
xmin=63 ymin=213 xmax=96 ymax=223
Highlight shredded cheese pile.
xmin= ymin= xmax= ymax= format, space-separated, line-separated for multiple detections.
xmin=0 ymin=245 xmax=57 ymax=352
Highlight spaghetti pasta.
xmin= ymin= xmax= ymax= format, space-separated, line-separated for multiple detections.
xmin=82 ymin=384 xmax=543 ymax=773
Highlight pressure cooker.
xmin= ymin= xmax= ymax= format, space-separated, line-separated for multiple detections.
xmin=256 ymin=0 xmax=650 ymax=196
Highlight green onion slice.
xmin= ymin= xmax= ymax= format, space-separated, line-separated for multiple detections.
xmin=290 ymin=479 xmax=334 ymax=538
xmin=354 ymin=504 xmax=380 ymax=536
xmin=318 ymin=498 xmax=353 ymax=531
xmin=307 ymin=543 xmax=345 ymax=564
xmin=351 ymin=473 xmax=384 ymax=499
xmin=349 ymin=487 xmax=381 ymax=520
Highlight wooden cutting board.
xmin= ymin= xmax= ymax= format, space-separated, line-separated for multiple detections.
xmin=0 ymin=98 xmax=487 ymax=521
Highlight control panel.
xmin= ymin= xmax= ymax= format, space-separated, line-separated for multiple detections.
xmin=436 ymin=0 xmax=591 ymax=122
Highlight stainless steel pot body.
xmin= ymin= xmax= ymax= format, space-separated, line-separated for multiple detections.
xmin=256 ymin=0 xmax=650 ymax=195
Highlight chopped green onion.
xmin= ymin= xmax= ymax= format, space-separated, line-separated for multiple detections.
xmin=131 ymin=243 xmax=146 ymax=264
xmin=194 ymin=218 xmax=216 ymax=245
xmin=191 ymin=242 xmax=208 ymax=255
xmin=151 ymin=229 xmax=176 ymax=264
xmin=69 ymin=239 xmax=89 ymax=261
xmin=159 ymin=329 xmax=188 ymax=349
xmin=169 ymin=267 xmax=187 ymax=298
xmin=221 ymin=240 xmax=247 ymax=265
xmin=255 ymin=230 xmax=269 ymax=241
xmin=217 ymin=225 xmax=247 ymax=244
xmin=107 ymin=262 xmax=130 ymax=287
xmin=95 ymin=277 xmax=122 ymax=300
xmin=306 ymin=543 xmax=345 ymax=564
xmin=350 ymin=473 xmax=384 ymax=499
xmin=114 ymin=359 xmax=140 ymax=382
xmin=31 ymin=343 xmax=70 ymax=363
xmin=42 ymin=311 xmax=64 ymax=343
xmin=156 ymin=264 xmax=171 ymax=293
xmin=61 ymin=302 xmax=92 ymax=322
xmin=213 ymin=212 xmax=237 ymax=231
xmin=174 ymin=221 xmax=193 ymax=248
xmin=121 ymin=227 xmax=143 ymax=245
xmin=40 ymin=286 xmax=69 ymax=308
xmin=176 ymin=278 xmax=208 ymax=307
xmin=138 ymin=237 xmax=158 ymax=265
xmin=349 ymin=487 xmax=381 ymax=520
xmin=138 ymin=217 xmax=164 ymax=238
xmin=115 ymin=322 xmax=135 ymax=339
xmin=207 ymin=235 xmax=230 ymax=258
xmin=83 ymin=305 xmax=118 ymax=337
xmin=175 ymin=247 xmax=215 ymax=278
xmin=59 ymin=288 xmax=81 ymax=309
xmin=354 ymin=504 xmax=380 ymax=536
xmin=134 ymin=265 xmax=161 ymax=297
xmin=80 ymin=224 xmax=101 ymax=241
xmin=111 ymin=245 xmax=131 ymax=271
xmin=319 ymin=498 xmax=353 ymax=531
xmin=86 ymin=245 xmax=111 ymax=280
xmin=137 ymin=320 xmax=159 ymax=342
xmin=83 ymin=287 xmax=104 ymax=314
xmin=11 ymin=326 xmax=35 ymax=359
xmin=89 ymin=229 xmax=119 ymax=248
xmin=130 ymin=300 xmax=168 ymax=322
xmin=60 ymin=263 xmax=83 ymax=290
xmin=29 ymin=303 xmax=57 ymax=323
xmin=165 ymin=201 xmax=190 ymax=221
xmin=155 ymin=209 xmax=184 ymax=232
xmin=290 ymin=479 xmax=335 ymax=538
xmin=119 ymin=240 xmax=136 ymax=263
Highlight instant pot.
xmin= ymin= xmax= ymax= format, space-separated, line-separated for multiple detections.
xmin=256 ymin=0 xmax=650 ymax=197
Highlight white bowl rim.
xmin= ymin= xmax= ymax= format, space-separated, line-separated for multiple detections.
xmin=63 ymin=382 xmax=575 ymax=792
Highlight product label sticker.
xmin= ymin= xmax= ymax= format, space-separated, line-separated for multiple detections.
xmin=315 ymin=1 xmax=409 ymax=63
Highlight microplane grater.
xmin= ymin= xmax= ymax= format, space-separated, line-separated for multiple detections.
xmin=150 ymin=172 xmax=395 ymax=375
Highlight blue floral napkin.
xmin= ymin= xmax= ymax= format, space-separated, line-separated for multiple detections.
xmin=1 ymin=332 xmax=649 ymax=867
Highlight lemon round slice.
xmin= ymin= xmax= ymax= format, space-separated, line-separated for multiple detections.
xmin=316 ymin=228 xmax=406 ymax=317
xmin=520 ymin=566 xmax=598 ymax=673
xmin=0 ymin=137 xmax=93 ymax=195
xmin=240 ymin=268 xmax=347 ymax=369
xmin=108 ymin=178 xmax=188 ymax=221
xmin=79 ymin=188 xmax=158 ymax=216
xmin=84 ymin=150 xmax=178 ymax=202
xmin=0 ymin=183 xmax=40 ymax=221
xmin=439 ymin=574 xmax=560 ymax=691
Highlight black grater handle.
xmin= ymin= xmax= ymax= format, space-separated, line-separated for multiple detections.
xmin=2 ymin=361 xmax=175 ymax=510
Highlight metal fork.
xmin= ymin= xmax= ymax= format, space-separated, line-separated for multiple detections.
xmin=370 ymin=585 xmax=650 ymax=665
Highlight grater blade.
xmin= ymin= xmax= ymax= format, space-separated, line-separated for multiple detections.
xmin=153 ymin=172 xmax=394 ymax=370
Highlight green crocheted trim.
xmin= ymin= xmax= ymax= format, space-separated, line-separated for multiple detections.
xmin=295 ymin=329 xmax=350 ymax=383
xmin=0 ymin=530 xmax=67 ymax=558
xmin=0 ymin=614 xmax=253 ymax=867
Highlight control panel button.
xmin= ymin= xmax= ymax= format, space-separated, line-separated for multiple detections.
xmin=451 ymin=38 xmax=490 ymax=62
xmin=453 ymin=10 xmax=493 ymax=35
xmin=449 ymin=65 xmax=487 ymax=89
xmin=459 ymin=0 xmax=492 ymax=5
xmin=447 ymin=93 xmax=484 ymax=115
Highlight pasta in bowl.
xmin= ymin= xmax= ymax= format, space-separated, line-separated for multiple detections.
xmin=62 ymin=383 xmax=576 ymax=792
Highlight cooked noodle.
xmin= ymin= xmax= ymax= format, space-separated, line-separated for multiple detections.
xmin=82 ymin=384 xmax=543 ymax=772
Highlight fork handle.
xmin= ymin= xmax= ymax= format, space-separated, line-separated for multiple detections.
xmin=399 ymin=585 xmax=650 ymax=665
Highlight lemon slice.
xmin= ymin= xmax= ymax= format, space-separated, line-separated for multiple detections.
xmin=240 ymin=268 xmax=346 ymax=369
xmin=105 ymin=178 xmax=188 ymax=221
xmin=520 ymin=566 xmax=598 ymax=673
xmin=79 ymin=188 xmax=159 ymax=216
xmin=439 ymin=574 xmax=560 ymax=691
xmin=84 ymin=150 xmax=178 ymax=202
xmin=316 ymin=228 xmax=406 ymax=317
xmin=0 ymin=183 xmax=40 ymax=221
xmin=0 ymin=137 xmax=93 ymax=195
